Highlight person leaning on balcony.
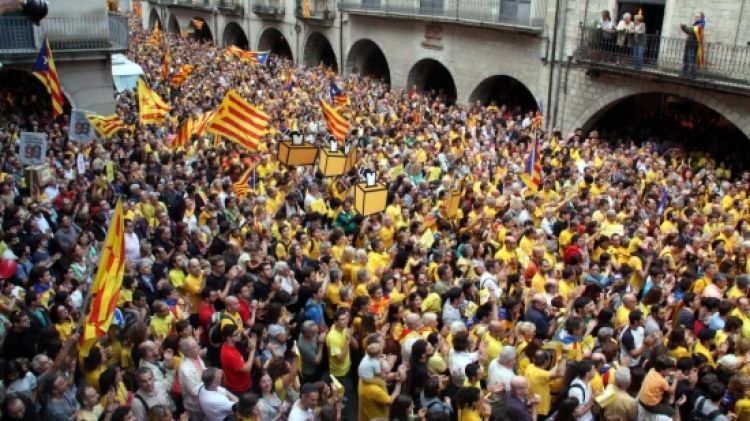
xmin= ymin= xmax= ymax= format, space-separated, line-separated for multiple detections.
xmin=633 ymin=14 xmax=647 ymax=69
xmin=681 ymin=12 xmax=705 ymax=78
xmin=597 ymin=10 xmax=617 ymax=57
xmin=616 ymin=13 xmax=634 ymax=59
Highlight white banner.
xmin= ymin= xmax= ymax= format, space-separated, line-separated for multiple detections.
xmin=19 ymin=132 xmax=48 ymax=166
xmin=69 ymin=109 xmax=95 ymax=143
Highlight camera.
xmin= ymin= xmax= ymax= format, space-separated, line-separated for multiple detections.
xmin=23 ymin=0 xmax=49 ymax=25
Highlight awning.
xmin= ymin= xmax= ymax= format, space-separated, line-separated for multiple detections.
xmin=111 ymin=53 xmax=144 ymax=92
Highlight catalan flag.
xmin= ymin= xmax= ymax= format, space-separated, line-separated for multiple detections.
xmin=520 ymin=139 xmax=542 ymax=194
xmin=171 ymin=64 xmax=194 ymax=87
xmin=224 ymin=46 xmax=269 ymax=65
xmin=207 ymin=90 xmax=269 ymax=151
xmin=694 ymin=18 xmax=705 ymax=69
xmin=137 ymin=78 xmax=170 ymax=125
xmin=329 ymin=81 xmax=347 ymax=108
xmin=148 ymin=21 xmax=162 ymax=46
xmin=286 ymin=70 xmax=296 ymax=92
xmin=192 ymin=110 xmax=216 ymax=138
xmin=319 ymin=98 xmax=349 ymax=142
xmin=172 ymin=117 xmax=193 ymax=149
xmin=87 ymin=114 xmax=129 ymax=138
xmin=233 ymin=166 xmax=255 ymax=197
xmin=81 ymin=199 xmax=125 ymax=354
xmin=161 ymin=44 xmax=171 ymax=82
xmin=32 ymin=38 xmax=64 ymax=117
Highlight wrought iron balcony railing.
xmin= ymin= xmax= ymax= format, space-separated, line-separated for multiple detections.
xmin=576 ymin=28 xmax=750 ymax=88
xmin=338 ymin=0 xmax=546 ymax=30
xmin=296 ymin=0 xmax=335 ymax=22
xmin=253 ymin=0 xmax=286 ymax=19
xmin=0 ymin=13 xmax=129 ymax=55
xmin=218 ymin=0 xmax=245 ymax=15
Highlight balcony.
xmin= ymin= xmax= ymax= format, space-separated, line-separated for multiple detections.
xmin=296 ymin=0 xmax=336 ymax=25
xmin=253 ymin=0 xmax=286 ymax=20
xmin=218 ymin=0 xmax=245 ymax=15
xmin=172 ymin=0 xmax=214 ymax=11
xmin=338 ymin=0 xmax=545 ymax=32
xmin=575 ymin=28 xmax=750 ymax=93
xmin=0 ymin=13 xmax=129 ymax=57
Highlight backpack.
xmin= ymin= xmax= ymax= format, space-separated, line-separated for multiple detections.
xmin=208 ymin=311 xmax=235 ymax=348
xmin=268 ymin=238 xmax=288 ymax=260
xmin=549 ymin=383 xmax=586 ymax=417
xmin=687 ymin=396 xmax=723 ymax=421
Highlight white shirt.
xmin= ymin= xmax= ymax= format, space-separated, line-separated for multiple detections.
xmin=568 ymin=378 xmax=594 ymax=421
xmin=487 ymin=360 xmax=514 ymax=390
xmin=442 ymin=302 xmax=462 ymax=326
xmin=479 ymin=272 xmax=501 ymax=300
xmin=179 ymin=357 xmax=206 ymax=413
xmin=448 ymin=350 xmax=478 ymax=386
xmin=288 ymin=400 xmax=315 ymax=421
xmin=198 ymin=386 xmax=235 ymax=421
xmin=124 ymin=232 xmax=141 ymax=261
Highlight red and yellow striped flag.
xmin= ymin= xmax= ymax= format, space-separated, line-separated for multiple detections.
xmin=171 ymin=64 xmax=194 ymax=87
xmin=148 ymin=21 xmax=162 ymax=46
xmin=192 ymin=18 xmax=204 ymax=30
xmin=193 ymin=110 xmax=216 ymax=138
xmin=137 ymin=78 xmax=170 ymax=125
xmin=87 ymin=114 xmax=129 ymax=138
xmin=320 ymin=98 xmax=349 ymax=142
xmin=81 ymin=199 xmax=125 ymax=351
xmin=233 ymin=166 xmax=253 ymax=197
xmin=161 ymin=44 xmax=171 ymax=82
xmin=172 ymin=117 xmax=193 ymax=149
xmin=32 ymin=38 xmax=64 ymax=117
xmin=207 ymin=90 xmax=269 ymax=151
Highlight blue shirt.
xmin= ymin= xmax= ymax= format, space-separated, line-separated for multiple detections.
xmin=525 ymin=307 xmax=550 ymax=340
xmin=303 ymin=298 xmax=326 ymax=328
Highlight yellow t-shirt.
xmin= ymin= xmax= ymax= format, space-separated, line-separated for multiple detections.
xmin=327 ymin=327 xmax=351 ymax=376
xmin=358 ymin=379 xmax=391 ymax=421
xmin=525 ymin=364 xmax=552 ymax=415
xmin=149 ymin=313 xmax=175 ymax=338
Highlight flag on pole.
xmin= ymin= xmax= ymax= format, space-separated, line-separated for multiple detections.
xmin=172 ymin=117 xmax=193 ymax=149
xmin=224 ymin=47 xmax=269 ymax=65
xmin=137 ymin=79 xmax=170 ymax=125
xmin=32 ymin=38 xmax=64 ymax=117
xmin=171 ymin=64 xmax=194 ymax=87
xmin=161 ymin=44 xmax=171 ymax=82
xmin=520 ymin=139 xmax=542 ymax=194
xmin=207 ymin=90 xmax=269 ymax=151
xmin=87 ymin=114 xmax=129 ymax=138
xmin=192 ymin=110 xmax=216 ymax=138
xmin=329 ymin=81 xmax=347 ymax=108
xmin=694 ymin=18 xmax=705 ymax=69
xmin=233 ymin=166 xmax=254 ymax=197
xmin=319 ymin=98 xmax=349 ymax=142
xmin=81 ymin=199 xmax=126 ymax=352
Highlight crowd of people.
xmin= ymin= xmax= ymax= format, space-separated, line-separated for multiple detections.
xmin=0 ymin=9 xmax=749 ymax=421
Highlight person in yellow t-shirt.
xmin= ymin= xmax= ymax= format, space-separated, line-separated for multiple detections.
xmin=525 ymin=349 xmax=566 ymax=417
xmin=149 ymin=301 xmax=176 ymax=338
xmin=693 ymin=327 xmax=718 ymax=367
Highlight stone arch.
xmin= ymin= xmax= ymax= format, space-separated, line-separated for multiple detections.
xmin=167 ymin=14 xmax=179 ymax=34
xmin=189 ymin=17 xmax=213 ymax=43
xmin=469 ymin=75 xmax=537 ymax=113
xmin=257 ymin=27 xmax=293 ymax=61
xmin=346 ymin=38 xmax=390 ymax=85
xmin=407 ymin=58 xmax=456 ymax=104
xmin=572 ymin=85 xmax=750 ymax=140
xmin=148 ymin=8 xmax=162 ymax=31
xmin=223 ymin=22 xmax=248 ymax=49
xmin=303 ymin=31 xmax=337 ymax=72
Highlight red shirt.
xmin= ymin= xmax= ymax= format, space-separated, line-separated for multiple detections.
xmin=238 ymin=300 xmax=252 ymax=325
xmin=198 ymin=302 xmax=214 ymax=347
xmin=220 ymin=343 xmax=251 ymax=392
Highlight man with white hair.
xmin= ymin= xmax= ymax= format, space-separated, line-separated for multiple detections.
xmin=601 ymin=367 xmax=637 ymax=421
xmin=179 ymin=337 xmax=207 ymax=421
xmin=488 ymin=345 xmax=516 ymax=390
xmin=400 ymin=313 xmax=423 ymax=362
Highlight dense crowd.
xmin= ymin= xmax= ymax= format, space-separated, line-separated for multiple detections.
xmin=0 ymin=9 xmax=749 ymax=421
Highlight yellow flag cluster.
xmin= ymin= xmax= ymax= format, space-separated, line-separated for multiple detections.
xmin=137 ymin=79 xmax=170 ymax=125
xmin=171 ymin=64 xmax=194 ymax=87
xmin=207 ymin=90 xmax=269 ymax=151
xmin=87 ymin=114 xmax=129 ymax=138
xmin=81 ymin=200 xmax=125 ymax=353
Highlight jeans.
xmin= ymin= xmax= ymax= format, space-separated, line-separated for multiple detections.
xmin=634 ymin=45 xmax=646 ymax=69
xmin=683 ymin=47 xmax=697 ymax=78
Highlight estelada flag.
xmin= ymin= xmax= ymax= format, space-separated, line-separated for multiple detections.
xmin=207 ymin=90 xmax=269 ymax=151
xmin=171 ymin=64 xmax=194 ymax=87
xmin=192 ymin=110 xmax=216 ymax=138
xmin=81 ymin=199 xmax=125 ymax=354
xmin=137 ymin=78 xmax=170 ymax=125
xmin=161 ymin=43 xmax=171 ymax=82
xmin=32 ymin=38 xmax=64 ymax=117
xmin=520 ymin=139 xmax=542 ymax=195
xmin=319 ymin=98 xmax=349 ymax=142
xmin=172 ymin=117 xmax=193 ymax=149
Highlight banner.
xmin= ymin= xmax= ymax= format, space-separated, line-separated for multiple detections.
xmin=19 ymin=132 xmax=48 ymax=166
xmin=69 ymin=109 xmax=95 ymax=143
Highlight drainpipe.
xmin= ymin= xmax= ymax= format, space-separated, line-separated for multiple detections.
xmin=545 ymin=0 xmax=561 ymax=130
xmin=339 ymin=10 xmax=344 ymax=73
xmin=736 ymin=0 xmax=746 ymax=46
xmin=551 ymin=0 xmax=567 ymax=129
